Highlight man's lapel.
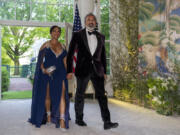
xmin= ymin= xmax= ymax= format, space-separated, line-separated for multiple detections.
xmin=93 ymin=32 xmax=101 ymax=56
xmin=81 ymin=29 xmax=102 ymax=56
xmin=81 ymin=29 xmax=91 ymax=54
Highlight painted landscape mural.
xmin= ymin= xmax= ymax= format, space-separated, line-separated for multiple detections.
xmin=139 ymin=0 xmax=180 ymax=77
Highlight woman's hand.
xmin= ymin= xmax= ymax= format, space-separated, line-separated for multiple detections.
xmin=42 ymin=68 xmax=53 ymax=76
xmin=104 ymin=74 xmax=107 ymax=80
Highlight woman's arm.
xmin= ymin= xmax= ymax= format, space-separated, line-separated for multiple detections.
xmin=63 ymin=56 xmax=67 ymax=70
xmin=61 ymin=44 xmax=67 ymax=70
xmin=39 ymin=41 xmax=52 ymax=75
xmin=40 ymin=63 xmax=46 ymax=74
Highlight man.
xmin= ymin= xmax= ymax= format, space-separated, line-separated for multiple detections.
xmin=67 ymin=13 xmax=118 ymax=130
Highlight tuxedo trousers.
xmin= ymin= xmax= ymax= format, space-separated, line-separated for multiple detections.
xmin=75 ymin=67 xmax=111 ymax=123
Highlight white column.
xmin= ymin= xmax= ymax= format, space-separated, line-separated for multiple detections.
xmin=94 ymin=0 xmax=101 ymax=30
xmin=77 ymin=0 xmax=95 ymax=27
xmin=74 ymin=0 xmax=101 ymax=28
xmin=0 ymin=26 xmax=2 ymax=100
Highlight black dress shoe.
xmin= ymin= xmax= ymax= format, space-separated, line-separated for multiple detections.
xmin=104 ymin=122 xmax=119 ymax=130
xmin=75 ymin=120 xmax=87 ymax=126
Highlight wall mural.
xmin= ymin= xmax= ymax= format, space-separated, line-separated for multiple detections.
xmin=139 ymin=0 xmax=180 ymax=77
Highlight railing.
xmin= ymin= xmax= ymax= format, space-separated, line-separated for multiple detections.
xmin=1 ymin=65 xmax=30 ymax=78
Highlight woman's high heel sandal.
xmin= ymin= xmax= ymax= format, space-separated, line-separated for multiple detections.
xmin=46 ymin=112 xmax=51 ymax=126
xmin=47 ymin=112 xmax=51 ymax=124
xmin=60 ymin=114 xmax=66 ymax=132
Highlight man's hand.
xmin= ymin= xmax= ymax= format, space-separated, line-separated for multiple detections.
xmin=67 ymin=73 xmax=73 ymax=79
xmin=104 ymin=74 xmax=107 ymax=80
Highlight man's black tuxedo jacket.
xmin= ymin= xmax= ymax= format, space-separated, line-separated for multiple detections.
xmin=67 ymin=28 xmax=106 ymax=78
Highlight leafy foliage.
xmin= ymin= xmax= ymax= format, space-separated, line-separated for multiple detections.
xmin=100 ymin=0 xmax=110 ymax=40
xmin=1 ymin=0 xmax=73 ymax=75
xmin=1 ymin=47 xmax=13 ymax=65
xmin=139 ymin=1 xmax=154 ymax=22
xmin=111 ymin=0 xmax=139 ymax=86
xmin=147 ymin=77 xmax=180 ymax=115
xmin=1 ymin=68 xmax=10 ymax=93
xmin=0 ymin=1 xmax=15 ymax=20
xmin=0 ymin=0 xmax=73 ymax=22
xmin=2 ymin=26 xmax=36 ymax=74
xmin=170 ymin=15 xmax=180 ymax=34
xmin=151 ymin=23 xmax=165 ymax=31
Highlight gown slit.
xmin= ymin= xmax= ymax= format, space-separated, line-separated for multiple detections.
xmin=45 ymin=82 xmax=51 ymax=122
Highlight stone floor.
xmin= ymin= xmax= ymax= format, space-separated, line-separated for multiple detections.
xmin=8 ymin=78 xmax=32 ymax=91
xmin=0 ymin=99 xmax=180 ymax=135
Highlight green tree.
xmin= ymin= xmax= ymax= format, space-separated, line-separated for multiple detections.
xmin=1 ymin=0 xmax=73 ymax=76
xmin=2 ymin=26 xmax=36 ymax=75
xmin=32 ymin=27 xmax=66 ymax=44
xmin=0 ymin=1 xmax=15 ymax=20
xmin=1 ymin=47 xmax=13 ymax=65
xmin=100 ymin=0 xmax=110 ymax=40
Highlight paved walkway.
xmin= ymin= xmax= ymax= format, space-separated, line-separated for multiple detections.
xmin=0 ymin=99 xmax=180 ymax=135
xmin=8 ymin=78 xmax=32 ymax=91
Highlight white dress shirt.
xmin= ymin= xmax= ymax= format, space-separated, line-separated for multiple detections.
xmin=86 ymin=29 xmax=97 ymax=55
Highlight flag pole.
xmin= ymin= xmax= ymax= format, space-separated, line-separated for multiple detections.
xmin=72 ymin=0 xmax=82 ymax=73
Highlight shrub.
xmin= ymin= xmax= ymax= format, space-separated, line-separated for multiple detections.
xmin=114 ymin=78 xmax=150 ymax=107
xmin=1 ymin=68 xmax=10 ymax=92
xmin=147 ymin=76 xmax=180 ymax=115
xmin=114 ymin=89 xmax=132 ymax=102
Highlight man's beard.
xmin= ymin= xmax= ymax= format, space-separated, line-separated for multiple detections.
xmin=86 ymin=26 xmax=95 ymax=31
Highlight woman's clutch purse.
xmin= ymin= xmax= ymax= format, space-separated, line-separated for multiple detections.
xmin=46 ymin=66 xmax=56 ymax=73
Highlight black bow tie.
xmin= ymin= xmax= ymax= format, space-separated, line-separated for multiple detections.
xmin=88 ymin=31 xmax=97 ymax=35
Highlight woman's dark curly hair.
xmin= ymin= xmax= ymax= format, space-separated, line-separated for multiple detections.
xmin=50 ymin=25 xmax=61 ymax=34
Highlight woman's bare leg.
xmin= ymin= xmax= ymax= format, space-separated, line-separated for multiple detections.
xmin=45 ymin=83 xmax=51 ymax=122
xmin=59 ymin=81 xmax=66 ymax=128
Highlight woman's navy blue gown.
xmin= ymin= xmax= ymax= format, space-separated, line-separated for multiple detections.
xmin=28 ymin=46 xmax=70 ymax=128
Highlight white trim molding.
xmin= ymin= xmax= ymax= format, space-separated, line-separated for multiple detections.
xmin=0 ymin=20 xmax=66 ymax=27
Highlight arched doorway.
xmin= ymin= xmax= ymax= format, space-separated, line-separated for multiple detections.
xmin=0 ymin=20 xmax=73 ymax=100
xmin=0 ymin=0 xmax=75 ymax=100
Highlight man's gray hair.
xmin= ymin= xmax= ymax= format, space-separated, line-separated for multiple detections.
xmin=84 ymin=13 xmax=97 ymax=23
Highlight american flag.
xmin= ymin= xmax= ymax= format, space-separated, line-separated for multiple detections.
xmin=72 ymin=4 xmax=82 ymax=73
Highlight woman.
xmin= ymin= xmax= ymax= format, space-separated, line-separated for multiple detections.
xmin=28 ymin=25 xmax=70 ymax=130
